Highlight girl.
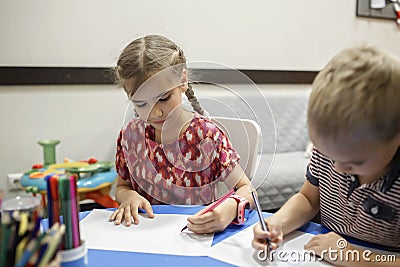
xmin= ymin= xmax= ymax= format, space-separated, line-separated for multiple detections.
xmin=109 ymin=35 xmax=254 ymax=234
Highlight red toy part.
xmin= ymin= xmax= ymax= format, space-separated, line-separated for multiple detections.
xmin=88 ymin=157 xmax=98 ymax=164
xmin=395 ymin=3 xmax=400 ymax=25
xmin=32 ymin=164 xmax=44 ymax=169
xmin=84 ymin=190 xmax=118 ymax=208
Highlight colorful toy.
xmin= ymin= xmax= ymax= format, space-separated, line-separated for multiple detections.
xmin=20 ymin=140 xmax=118 ymax=208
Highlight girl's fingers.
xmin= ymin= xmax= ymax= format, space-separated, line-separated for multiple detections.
xmin=142 ymin=201 xmax=154 ymax=218
xmin=123 ymin=207 xmax=132 ymax=226
xmin=108 ymin=210 xmax=117 ymax=221
xmin=189 ymin=212 xmax=214 ymax=224
xmin=129 ymin=206 xmax=139 ymax=225
xmin=188 ymin=222 xmax=216 ymax=234
xmin=114 ymin=208 xmax=125 ymax=225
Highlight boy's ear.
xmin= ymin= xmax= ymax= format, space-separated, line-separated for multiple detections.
xmin=180 ymin=69 xmax=188 ymax=93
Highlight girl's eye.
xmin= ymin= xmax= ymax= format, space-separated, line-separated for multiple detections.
xmin=159 ymin=95 xmax=171 ymax=102
xmin=351 ymin=161 xmax=364 ymax=166
xmin=135 ymin=103 xmax=146 ymax=108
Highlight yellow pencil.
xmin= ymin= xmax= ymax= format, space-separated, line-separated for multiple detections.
xmin=37 ymin=224 xmax=65 ymax=267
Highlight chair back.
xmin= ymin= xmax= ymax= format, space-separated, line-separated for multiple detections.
xmin=212 ymin=117 xmax=261 ymax=179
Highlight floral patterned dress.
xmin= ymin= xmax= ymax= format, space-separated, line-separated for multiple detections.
xmin=116 ymin=114 xmax=240 ymax=205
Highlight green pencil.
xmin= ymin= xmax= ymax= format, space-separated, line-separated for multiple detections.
xmin=59 ymin=177 xmax=73 ymax=249
xmin=0 ymin=213 xmax=11 ymax=267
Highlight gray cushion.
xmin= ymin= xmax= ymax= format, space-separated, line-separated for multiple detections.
xmin=199 ymin=95 xmax=309 ymax=153
xmin=254 ymin=152 xmax=309 ymax=210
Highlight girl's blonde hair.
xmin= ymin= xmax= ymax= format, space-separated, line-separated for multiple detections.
xmin=115 ymin=35 xmax=204 ymax=115
xmin=308 ymin=45 xmax=400 ymax=142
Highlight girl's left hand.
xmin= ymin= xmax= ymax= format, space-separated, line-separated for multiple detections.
xmin=185 ymin=198 xmax=237 ymax=234
xmin=304 ymin=232 xmax=355 ymax=266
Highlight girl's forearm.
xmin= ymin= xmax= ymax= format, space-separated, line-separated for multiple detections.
xmin=236 ymin=184 xmax=255 ymax=209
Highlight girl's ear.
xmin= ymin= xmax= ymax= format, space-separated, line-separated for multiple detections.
xmin=180 ymin=69 xmax=188 ymax=93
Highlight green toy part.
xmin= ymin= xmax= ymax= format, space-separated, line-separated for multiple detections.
xmin=38 ymin=140 xmax=60 ymax=166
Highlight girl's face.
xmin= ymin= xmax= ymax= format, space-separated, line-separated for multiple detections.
xmin=309 ymin=127 xmax=400 ymax=182
xmin=123 ymin=70 xmax=188 ymax=132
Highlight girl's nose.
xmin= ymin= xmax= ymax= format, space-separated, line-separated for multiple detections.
xmin=149 ymin=105 xmax=163 ymax=119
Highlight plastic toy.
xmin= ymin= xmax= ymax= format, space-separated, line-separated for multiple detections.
xmin=20 ymin=140 xmax=118 ymax=208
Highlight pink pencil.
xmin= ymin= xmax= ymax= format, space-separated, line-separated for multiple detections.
xmin=180 ymin=187 xmax=237 ymax=232
xmin=69 ymin=175 xmax=80 ymax=247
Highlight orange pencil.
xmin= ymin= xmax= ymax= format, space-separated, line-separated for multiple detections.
xmin=49 ymin=176 xmax=60 ymax=225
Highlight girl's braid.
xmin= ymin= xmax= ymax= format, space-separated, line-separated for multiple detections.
xmin=185 ymin=84 xmax=204 ymax=115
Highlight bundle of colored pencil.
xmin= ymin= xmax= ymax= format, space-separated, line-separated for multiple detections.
xmin=47 ymin=174 xmax=81 ymax=250
xmin=0 ymin=210 xmax=65 ymax=267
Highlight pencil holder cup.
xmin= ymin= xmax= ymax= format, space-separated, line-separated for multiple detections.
xmin=0 ymin=195 xmax=42 ymax=216
xmin=59 ymin=240 xmax=88 ymax=267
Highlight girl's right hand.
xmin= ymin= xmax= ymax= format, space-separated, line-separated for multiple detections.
xmin=108 ymin=191 xmax=154 ymax=226
xmin=252 ymin=219 xmax=283 ymax=252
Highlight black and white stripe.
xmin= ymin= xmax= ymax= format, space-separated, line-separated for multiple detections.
xmin=307 ymin=149 xmax=400 ymax=250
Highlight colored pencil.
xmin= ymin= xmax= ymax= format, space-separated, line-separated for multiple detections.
xmin=45 ymin=175 xmax=54 ymax=228
xmin=37 ymin=224 xmax=65 ymax=267
xmin=69 ymin=175 xmax=80 ymax=247
xmin=59 ymin=177 xmax=73 ymax=249
xmin=251 ymin=189 xmax=272 ymax=257
xmin=49 ymin=176 xmax=60 ymax=225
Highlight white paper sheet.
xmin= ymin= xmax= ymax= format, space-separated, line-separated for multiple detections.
xmin=79 ymin=209 xmax=213 ymax=256
xmin=208 ymin=226 xmax=330 ymax=266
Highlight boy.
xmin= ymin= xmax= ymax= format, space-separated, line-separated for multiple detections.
xmin=253 ymin=46 xmax=400 ymax=266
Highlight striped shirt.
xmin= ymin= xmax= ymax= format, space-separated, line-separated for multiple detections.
xmin=307 ymin=148 xmax=400 ymax=250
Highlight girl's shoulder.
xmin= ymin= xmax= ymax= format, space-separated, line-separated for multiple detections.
xmin=122 ymin=117 xmax=145 ymax=138
xmin=191 ymin=114 xmax=225 ymax=137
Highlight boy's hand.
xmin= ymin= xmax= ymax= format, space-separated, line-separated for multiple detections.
xmin=109 ymin=191 xmax=154 ymax=226
xmin=252 ymin=219 xmax=283 ymax=251
xmin=185 ymin=198 xmax=237 ymax=234
xmin=304 ymin=232 xmax=354 ymax=266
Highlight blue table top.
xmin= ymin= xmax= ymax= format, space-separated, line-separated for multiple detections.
xmin=76 ymin=205 xmax=321 ymax=267
xmin=44 ymin=205 xmax=391 ymax=267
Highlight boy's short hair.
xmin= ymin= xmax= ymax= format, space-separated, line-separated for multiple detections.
xmin=308 ymin=45 xmax=400 ymax=142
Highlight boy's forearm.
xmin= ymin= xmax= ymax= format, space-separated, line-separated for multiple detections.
xmin=270 ymin=192 xmax=319 ymax=235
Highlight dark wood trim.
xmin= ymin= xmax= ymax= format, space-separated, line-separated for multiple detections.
xmin=197 ymin=69 xmax=318 ymax=84
xmin=0 ymin=67 xmax=115 ymax=85
xmin=0 ymin=67 xmax=318 ymax=85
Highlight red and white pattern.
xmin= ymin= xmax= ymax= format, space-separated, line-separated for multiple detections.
xmin=116 ymin=114 xmax=239 ymax=205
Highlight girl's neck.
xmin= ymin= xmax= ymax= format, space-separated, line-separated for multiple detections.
xmin=154 ymin=109 xmax=193 ymax=144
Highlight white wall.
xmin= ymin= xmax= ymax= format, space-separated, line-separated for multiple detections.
xmin=0 ymin=85 xmax=127 ymax=196
xmin=0 ymin=0 xmax=399 ymax=70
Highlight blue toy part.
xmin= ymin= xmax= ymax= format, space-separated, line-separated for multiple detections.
xmin=20 ymin=169 xmax=117 ymax=192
